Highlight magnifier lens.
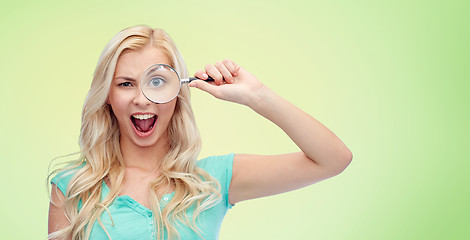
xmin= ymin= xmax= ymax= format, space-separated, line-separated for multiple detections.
xmin=141 ymin=64 xmax=181 ymax=103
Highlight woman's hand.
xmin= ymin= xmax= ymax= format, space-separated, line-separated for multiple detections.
xmin=190 ymin=59 xmax=265 ymax=107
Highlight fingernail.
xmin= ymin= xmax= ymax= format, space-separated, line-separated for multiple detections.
xmin=202 ymin=73 xmax=208 ymax=79
xmin=189 ymin=82 xmax=196 ymax=87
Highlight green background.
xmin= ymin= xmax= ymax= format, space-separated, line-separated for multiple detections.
xmin=1 ymin=0 xmax=469 ymax=239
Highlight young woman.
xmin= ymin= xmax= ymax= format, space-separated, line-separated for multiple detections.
xmin=48 ymin=25 xmax=352 ymax=240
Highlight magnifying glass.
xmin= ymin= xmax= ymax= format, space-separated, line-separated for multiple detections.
xmin=140 ymin=64 xmax=214 ymax=104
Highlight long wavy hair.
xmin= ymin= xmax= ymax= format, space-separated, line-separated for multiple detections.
xmin=48 ymin=25 xmax=221 ymax=240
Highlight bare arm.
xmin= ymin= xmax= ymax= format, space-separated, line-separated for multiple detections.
xmin=191 ymin=59 xmax=352 ymax=204
xmin=230 ymin=85 xmax=352 ymax=203
xmin=48 ymin=184 xmax=70 ymax=237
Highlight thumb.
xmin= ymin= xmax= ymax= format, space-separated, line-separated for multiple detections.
xmin=189 ymin=80 xmax=221 ymax=98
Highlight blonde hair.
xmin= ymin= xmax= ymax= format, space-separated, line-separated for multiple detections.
xmin=48 ymin=25 xmax=221 ymax=240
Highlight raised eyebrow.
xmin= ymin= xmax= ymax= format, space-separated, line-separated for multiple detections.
xmin=147 ymin=64 xmax=175 ymax=76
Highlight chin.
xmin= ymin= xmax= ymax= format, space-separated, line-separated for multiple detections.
xmin=132 ymin=129 xmax=169 ymax=149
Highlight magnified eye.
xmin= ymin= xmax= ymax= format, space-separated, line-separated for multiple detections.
xmin=149 ymin=77 xmax=166 ymax=88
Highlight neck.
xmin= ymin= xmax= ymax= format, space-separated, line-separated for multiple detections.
xmin=119 ymin=134 xmax=170 ymax=172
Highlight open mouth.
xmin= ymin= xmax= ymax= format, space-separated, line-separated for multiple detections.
xmin=131 ymin=114 xmax=157 ymax=133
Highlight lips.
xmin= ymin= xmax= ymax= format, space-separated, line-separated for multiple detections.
xmin=131 ymin=113 xmax=157 ymax=133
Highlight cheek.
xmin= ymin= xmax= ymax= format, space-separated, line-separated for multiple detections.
xmin=108 ymin=93 xmax=129 ymax=118
xmin=158 ymin=100 xmax=177 ymax=122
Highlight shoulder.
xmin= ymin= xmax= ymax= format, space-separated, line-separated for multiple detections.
xmin=196 ymin=153 xmax=235 ymax=189
xmin=197 ymin=153 xmax=235 ymax=208
xmin=50 ymin=162 xmax=86 ymax=196
xmin=196 ymin=153 xmax=235 ymax=177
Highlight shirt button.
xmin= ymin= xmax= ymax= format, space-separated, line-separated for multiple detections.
xmin=149 ymin=221 xmax=153 ymax=225
xmin=163 ymin=197 xmax=169 ymax=201
xmin=148 ymin=212 xmax=152 ymax=217
xmin=152 ymin=232 xmax=156 ymax=236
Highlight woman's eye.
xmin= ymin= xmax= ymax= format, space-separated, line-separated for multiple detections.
xmin=149 ymin=77 xmax=166 ymax=87
xmin=119 ymin=82 xmax=132 ymax=87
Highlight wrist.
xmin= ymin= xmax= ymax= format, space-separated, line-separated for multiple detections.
xmin=246 ymin=84 xmax=273 ymax=111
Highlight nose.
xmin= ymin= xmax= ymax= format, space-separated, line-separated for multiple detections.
xmin=132 ymin=87 xmax=152 ymax=106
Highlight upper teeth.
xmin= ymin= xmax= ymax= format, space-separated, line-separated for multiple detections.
xmin=132 ymin=114 xmax=155 ymax=120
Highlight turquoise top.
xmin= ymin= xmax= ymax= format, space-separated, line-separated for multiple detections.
xmin=51 ymin=153 xmax=235 ymax=240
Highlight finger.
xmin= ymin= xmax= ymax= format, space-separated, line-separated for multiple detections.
xmin=205 ymin=64 xmax=224 ymax=85
xmin=194 ymin=69 xmax=209 ymax=80
xmin=189 ymin=80 xmax=221 ymax=98
xmin=215 ymin=61 xmax=234 ymax=83
xmin=222 ymin=59 xmax=239 ymax=77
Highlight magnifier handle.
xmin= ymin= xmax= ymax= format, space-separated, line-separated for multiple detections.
xmin=188 ymin=76 xmax=215 ymax=82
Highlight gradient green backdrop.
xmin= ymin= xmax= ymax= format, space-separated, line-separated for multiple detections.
xmin=1 ymin=0 xmax=468 ymax=239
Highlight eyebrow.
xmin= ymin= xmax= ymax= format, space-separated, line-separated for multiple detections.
xmin=146 ymin=64 xmax=174 ymax=77
xmin=115 ymin=76 xmax=136 ymax=81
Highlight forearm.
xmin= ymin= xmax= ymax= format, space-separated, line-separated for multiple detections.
xmin=247 ymin=85 xmax=352 ymax=172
